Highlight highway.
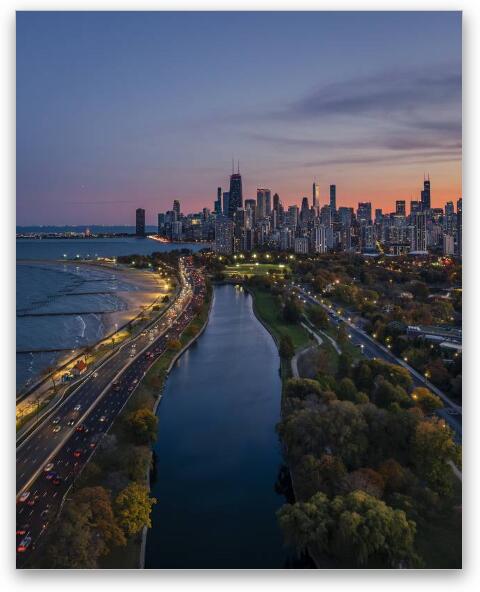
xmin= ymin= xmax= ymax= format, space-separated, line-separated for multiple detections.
xmin=293 ymin=284 xmax=462 ymax=440
xmin=16 ymin=257 xmax=206 ymax=567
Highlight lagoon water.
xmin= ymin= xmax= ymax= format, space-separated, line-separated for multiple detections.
xmin=145 ymin=284 xmax=299 ymax=569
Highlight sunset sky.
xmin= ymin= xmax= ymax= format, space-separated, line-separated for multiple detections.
xmin=16 ymin=11 xmax=462 ymax=226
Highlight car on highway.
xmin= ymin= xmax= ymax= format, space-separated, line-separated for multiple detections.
xmin=26 ymin=494 xmax=39 ymax=507
xmin=113 ymin=382 xmax=121 ymax=392
xmin=45 ymin=471 xmax=56 ymax=480
xmin=73 ymin=449 xmax=83 ymax=458
xmin=17 ymin=535 xmax=32 ymax=553
xmin=52 ymin=425 xmax=62 ymax=433
xmin=75 ymin=424 xmax=88 ymax=433
xmin=67 ymin=418 xmax=76 ymax=426
xmin=18 ymin=491 xmax=30 ymax=503
xmin=43 ymin=463 xmax=54 ymax=472
xmin=73 ymin=404 xmax=82 ymax=411
xmin=93 ymin=372 xmax=98 ymax=378
xmin=129 ymin=352 xmax=135 ymax=358
xmin=52 ymin=416 xmax=61 ymax=425
xmin=16 ymin=523 xmax=30 ymax=536
xmin=51 ymin=475 xmax=62 ymax=486
xmin=89 ymin=434 xmax=101 ymax=448
xmin=99 ymin=415 xmax=107 ymax=422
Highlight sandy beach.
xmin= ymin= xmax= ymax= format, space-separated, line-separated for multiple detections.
xmin=16 ymin=260 xmax=171 ymax=396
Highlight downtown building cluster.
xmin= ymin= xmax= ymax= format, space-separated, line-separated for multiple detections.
xmin=139 ymin=168 xmax=462 ymax=258
xmin=212 ymin=170 xmax=462 ymax=258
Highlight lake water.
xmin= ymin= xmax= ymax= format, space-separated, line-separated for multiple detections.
xmin=16 ymin=237 xmax=208 ymax=261
xmin=145 ymin=284 xmax=301 ymax=569
xmin=16 ymin=238 xmax=208 ymax=392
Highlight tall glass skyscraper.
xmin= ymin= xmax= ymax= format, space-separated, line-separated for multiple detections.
xmin=228 ymin=173 xmax=243 ymax=218
xmin=329 ymin=185 xmax=337 ymax=212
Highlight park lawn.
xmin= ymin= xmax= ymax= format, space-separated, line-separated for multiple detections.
xmin=250 ymin=287 xmax=310 ymax=351
xmin=224 ymin=262 xmax=290 ymax=278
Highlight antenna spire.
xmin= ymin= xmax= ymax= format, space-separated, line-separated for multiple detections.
xmin=237 ymin=160 xmax=240 ymax=174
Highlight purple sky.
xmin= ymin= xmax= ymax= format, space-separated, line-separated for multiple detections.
xmin=16 ymin=11 xmax=462 ymax=225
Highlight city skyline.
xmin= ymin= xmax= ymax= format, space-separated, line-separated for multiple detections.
xmin=17 ymin=11 xmax=461 ymax=225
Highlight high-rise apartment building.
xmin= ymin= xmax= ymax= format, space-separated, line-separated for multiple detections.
xmin=412 ymin=211 xmax=427 ymax=252
xmin=135 ymin=208 xmax=145 ymax=236
xmin=214 ymin=215 xmax=234 ymax=255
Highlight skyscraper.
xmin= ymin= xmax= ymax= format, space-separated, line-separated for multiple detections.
xmin=396 ymin=200 xmax=406 ymax=216
xmin=412 ymin=211 xmax=427 ymax=252
xmin=214 ymin=187 xmax=222 ymax=214
xmin=228 ymin=167 xmax=243 ymax=218
xmin=457 ymin=197 xmax=462 ymax=257
xmin=421 ymin=177 xmax=431 ymax=211
xmin=222 ymin=192 xmax=230 ymax=216
xmin=357 ymin=202 xmax=372 ymax=225
xmin=256 ymin=188 xmax=271 ymax=219
xmin=173 ymin=200 xmax=181 ymax=217
xmin=300 ymin=197 xmax=310 ymax=224
xmin=135 ymin=208 xmax=145 ymax=237
xmin=313 ymin=182 xmax=320 ymax=210
xmin=214 ymin=215 xmax=234 ymax=255
xmin=329 ymin=185 xmax=337 ymax=212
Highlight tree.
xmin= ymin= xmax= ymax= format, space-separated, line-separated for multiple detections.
xmin=345 ymin=468 xmax=385 ymax=498
xmin=74 ymin=487 xmax=126 ymax=549
xmin=279 ymin=334 xmax=295 ymax=360
xmin=167 ymin=338 xmax=182 ymax=351
xmin=411 ymin=387 xmax=443 ymax=414
xmin=124 ymin=407 xmax=158 ymax=445
xmin=284 ymin=378 xmax=323 ymax=401
xmin=115 ymin=483 xmax=157 ymax=536
xmin=378 ymin=459 xmax=413 ymax=494
xmin=335 ymin=377 xmax=358 ymax=402
xmin=412 ymin=418 xmax=459 ymax=496
xmin=309 ymin=305 xmax=329 ymax=330
xmin=278 ymin=490 xmax=418 ymax=568
xmin=329 ymin=491 xmax=418 ymax=567
xmin=355 ymin=362 xmax=373 ymax=391
xmin=43 ymin=486 xmax=125 ymax=568
xmin=373 ymin=379 xmax=411 ymax=409
xmin=337 ymin=352 xmax=353 ymax=379
xmin=296 ymin=454 xmax=347 ymax=500
xmin=283 ymin=295 xmax=302 ymax=323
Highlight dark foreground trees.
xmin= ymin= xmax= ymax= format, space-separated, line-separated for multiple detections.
xmin=278 ymin=490 xmax=418 ymax=568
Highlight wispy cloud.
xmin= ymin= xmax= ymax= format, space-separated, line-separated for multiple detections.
xmin=280 ymin=65 xmax=461 ymax=122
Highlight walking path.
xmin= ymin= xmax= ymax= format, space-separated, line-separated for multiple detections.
xmin=291 ymin=323 xmax=324 ymax=378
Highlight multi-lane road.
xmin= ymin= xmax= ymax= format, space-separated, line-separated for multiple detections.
xmin=16 ymin=257 xmax=206 ymax=567
xmin=294 ymin=284 xmax=462 ymax=440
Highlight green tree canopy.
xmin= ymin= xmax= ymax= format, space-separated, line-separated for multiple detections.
xmin=124 ymin=407 xmax=158 ymax=445
xmin=115 ymin=483 xmax=157 ymax=537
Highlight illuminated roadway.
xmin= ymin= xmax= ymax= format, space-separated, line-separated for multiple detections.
xmin=294 ymin=284 xmax=462 ymax=441
xmin=16 ymin=257 xmax=206 ymax=567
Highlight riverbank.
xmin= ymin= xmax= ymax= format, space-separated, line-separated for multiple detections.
xmin=101 ymin=280 xmax=213 ymax=569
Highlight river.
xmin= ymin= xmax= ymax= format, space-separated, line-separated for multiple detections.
xmin=145 ymin=284 xmax=304 ymax=569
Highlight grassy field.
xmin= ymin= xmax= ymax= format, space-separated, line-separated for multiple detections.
xmin=250 ymin=287 xmax=310 ymax=351
xmin=224 ymin=262 xmax=290 ymax=278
